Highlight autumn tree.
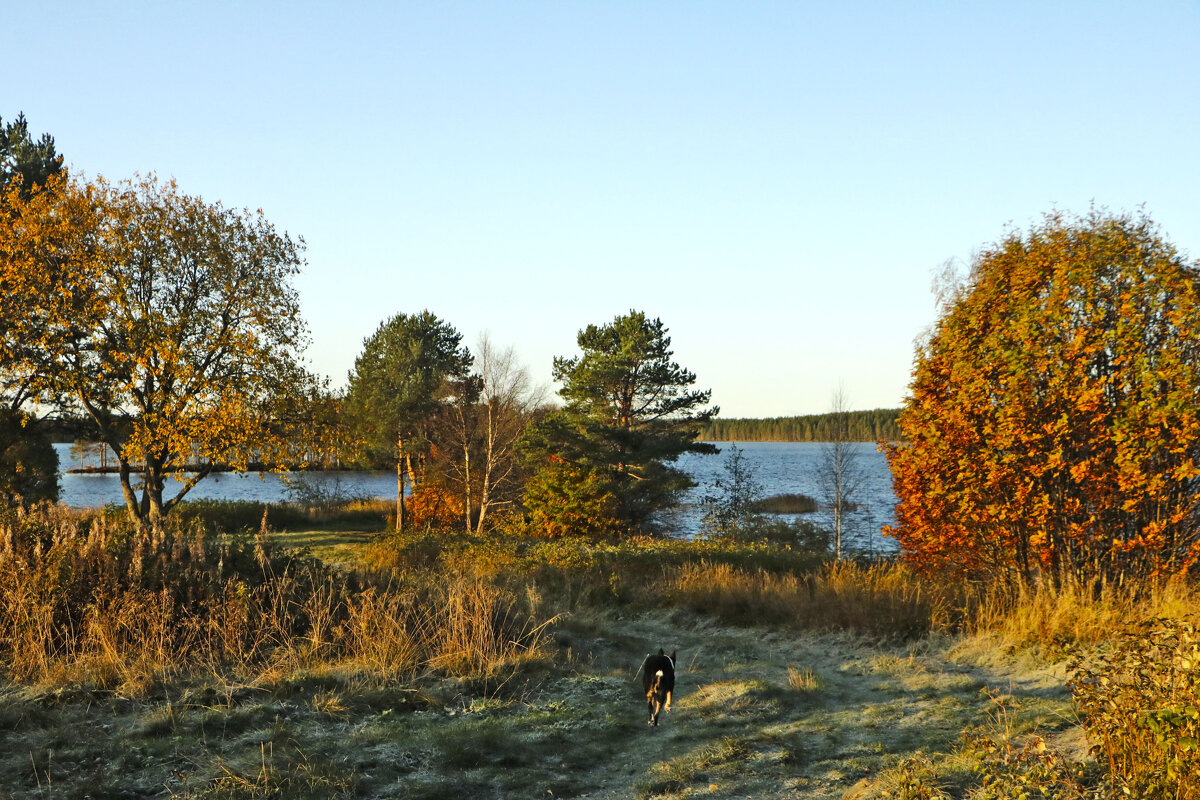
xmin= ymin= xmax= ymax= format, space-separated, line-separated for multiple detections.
xmin=0 ymin=173 xmax=322 ymax=521
xmin=886 ymin=209 xmax=1200 ymax=588
xmin=437 ymin=333 xmax=544 ymax=533
xmin=344 ymin=311 xmax=472 ymax=531
xmin=524 ymin=310 xmax=717 ymax=534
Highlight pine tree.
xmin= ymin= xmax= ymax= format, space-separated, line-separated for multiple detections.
xmin=524 ymin=310 xmax=717 ymax=533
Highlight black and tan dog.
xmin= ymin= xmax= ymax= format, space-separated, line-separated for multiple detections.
xmin=642 ymin=649 xmax=676 ymax=726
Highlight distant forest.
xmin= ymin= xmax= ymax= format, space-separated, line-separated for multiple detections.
xmin=698 ymin=409 xmax=902 ymax=442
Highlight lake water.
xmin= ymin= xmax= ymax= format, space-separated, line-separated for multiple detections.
xmin=52 ymin=441 xmax=898 ymax=550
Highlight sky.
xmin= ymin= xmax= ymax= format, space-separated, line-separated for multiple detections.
xmin=6 ymin=1 xmax=1199 ymax=417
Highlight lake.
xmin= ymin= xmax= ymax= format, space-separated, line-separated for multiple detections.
xmin=52 ymin=441 xmax=898 ymax=549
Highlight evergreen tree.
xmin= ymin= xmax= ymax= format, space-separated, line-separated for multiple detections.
xmin=0 ymin=407 xmax=58 ymax=504
xmin=345 ymin=311 xmax=472 ymax=530
xmin=0 ymin=112 xmax=64 ymax=199
xmin=524 ymin=311 xmax=717 ymax=533
xmin=0 ymin=112 xmax=64 ymax=505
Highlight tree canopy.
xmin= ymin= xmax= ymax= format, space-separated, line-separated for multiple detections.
xmin=0 ymin=173 xmax=320 ymax=520
xmin=886 ymin=209 xmax=1200 ymax=587
xmin=523 ymin=310 xmax=717 ymax=534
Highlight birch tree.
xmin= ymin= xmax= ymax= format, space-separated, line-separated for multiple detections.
xmin=816 ymin=385 xmax=865 ymax=559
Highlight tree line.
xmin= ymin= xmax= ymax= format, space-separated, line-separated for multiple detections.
xmin=698 ymin=409 xmax=901 ymax=442
xmin=1 ymin=113 xmax=716 ymax=533
xmin=7 ymin=110 xmax=1200 ymax=592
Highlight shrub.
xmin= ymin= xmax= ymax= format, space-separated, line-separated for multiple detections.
xmin=1070 ymin=618 xmax=1200 ymax=799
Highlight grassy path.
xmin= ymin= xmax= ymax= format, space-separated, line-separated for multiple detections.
xmin=0 ymin=609 xmax=1078 ymax=799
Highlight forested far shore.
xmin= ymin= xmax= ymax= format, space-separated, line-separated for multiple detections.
xmin=698 ymin=408 xmax=902 ymax=442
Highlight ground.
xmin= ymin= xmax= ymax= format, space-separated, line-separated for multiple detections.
xmin=0 ymin=605 xmax=1078 ymax=799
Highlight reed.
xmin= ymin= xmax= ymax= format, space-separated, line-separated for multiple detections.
xmin=749 ymin=493 xmax=818 ymax=514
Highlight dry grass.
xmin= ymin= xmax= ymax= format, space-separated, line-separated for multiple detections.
xmin=0 ymin=504 xmax=553 ymax=693
xmin=667 ymin=559 xmax=951 ymax=639
xmin=964 ymin=574 xmax=1198 ymax=649
xmin=6 ymin=502 xmax=1200 ymax=798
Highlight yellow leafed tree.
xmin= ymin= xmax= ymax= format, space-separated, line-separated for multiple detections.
xmin=0 ymin=173 xmax=328 ymax=521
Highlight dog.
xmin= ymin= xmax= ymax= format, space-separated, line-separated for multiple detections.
xmin=642 ymin=648 xmax=676 ymax=726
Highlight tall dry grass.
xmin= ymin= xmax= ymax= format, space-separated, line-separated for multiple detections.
xmin=667 ymin=559 xmax=952 ymax=638
xmin=0 ymin=504 xmax=552 ymax=692
xmin=963 ymin=574 xmax=1199 ymax=650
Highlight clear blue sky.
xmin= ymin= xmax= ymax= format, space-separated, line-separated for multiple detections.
xmin=8 ymin=1 xmax=1198 ymax=416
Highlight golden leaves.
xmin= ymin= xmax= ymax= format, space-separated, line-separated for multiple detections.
xmin=888 ymin=210 xmax=1200 ymax=585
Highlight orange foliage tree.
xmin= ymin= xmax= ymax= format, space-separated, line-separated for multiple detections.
xmin=886 ymin=210 xmax=1200 ymax=587
xmin=0 ymin=174 xmax=327 ymax=521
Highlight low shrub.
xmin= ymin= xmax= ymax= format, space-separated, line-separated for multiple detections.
xmin=1071 ymin=618 xmax=1200 ymax=799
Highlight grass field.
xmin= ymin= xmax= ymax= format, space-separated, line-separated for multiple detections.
xmin=0 ymin=598 xmax=1079 ymax=800
xmin=1 ymin=504 xmax=1195 ymax=799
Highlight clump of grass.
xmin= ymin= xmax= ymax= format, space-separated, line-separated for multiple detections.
xmin=637 ymin=736 xmax=756 ymax=799
xmin=750 ymin=493 xmax=818 ymax=514
xmin=668 ymin=559 xmax=947 ymax=638
xmin=787 ymin=666 xmax=820 ymax=692
xmin=192 ymin=741 xmax=358 ymax=799
xmin=953 ymin=574 xmax=1198 ymax=660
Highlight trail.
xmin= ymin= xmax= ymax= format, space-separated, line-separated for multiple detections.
xmin=551 ymin=611 xmax=1076 ymax=800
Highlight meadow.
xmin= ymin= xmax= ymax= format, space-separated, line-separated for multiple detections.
xmin=0 ymin=501 xmax=1197 ymax=799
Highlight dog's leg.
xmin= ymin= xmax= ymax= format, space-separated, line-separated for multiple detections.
xmin=665 ymin=690 xmax=672 ymax=712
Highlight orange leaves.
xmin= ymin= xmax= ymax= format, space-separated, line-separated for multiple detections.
xmin=889 ymin=209 xmax=1200 ymax=586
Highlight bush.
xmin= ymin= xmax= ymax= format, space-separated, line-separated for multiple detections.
xmin=1070 ymin=618 xmax=1200 ymax=798
xmin=888 ymin=210 xmax=1200 ymax=587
